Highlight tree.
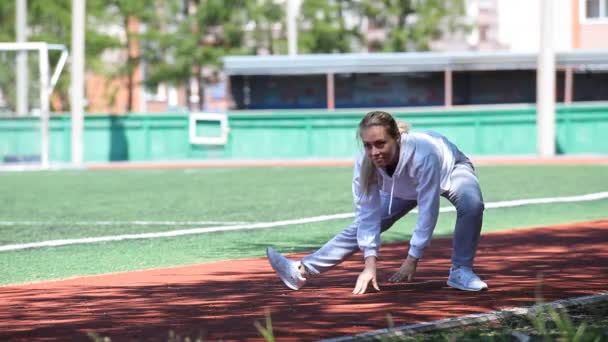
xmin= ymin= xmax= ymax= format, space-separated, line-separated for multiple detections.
xmin=143 ymin=0 xmax=250 ymax=111
xmin=30 ymin=0 xmax=123 ymax=111
xmin=0 ymin=2 xmax=15 ymax=41
xmin=246 ymin=0 xmax=285 ymax=55
xmin=0 ymin=0 xmax=120 ymax=112
xmin=299 ymin=0 xmax=364 ymax=53
xmin=363 ymin=0 xmax=467 ymax=52
xmin=94 ymin=0 xmax=157 ymax=112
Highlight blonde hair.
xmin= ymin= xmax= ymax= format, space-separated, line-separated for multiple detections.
xmin=358 ymin=111 xmax=410 ymax=194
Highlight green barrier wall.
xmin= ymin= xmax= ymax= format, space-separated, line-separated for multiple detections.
xmin=1 ymin=104 xmax=607 ymax=163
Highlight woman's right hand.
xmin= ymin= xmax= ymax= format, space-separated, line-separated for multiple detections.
xmin=352 ymin=256 xmax=380 ymax=295
xmin=388 ymin=255 xmax=419 ymax=282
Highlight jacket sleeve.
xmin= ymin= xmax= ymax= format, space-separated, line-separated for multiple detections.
xmin=407 ymin=154 xmax=441 ymax=259
xmin=352 ymin=157 xmax=382 ymax=259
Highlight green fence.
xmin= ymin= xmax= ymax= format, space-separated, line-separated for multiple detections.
xmin=1 ymin=104 xmax=607 ymax=163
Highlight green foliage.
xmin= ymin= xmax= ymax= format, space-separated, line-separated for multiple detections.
xmin=262 ymin=0 xmax=466 ymax=54
xmin=27 ymin=0 xmax=79 ymax=110
xmin=246 ymin=0 xmax=285 ymax=54
xmin=0 ymin=0 xmax=134 ymax=112
xmin=78 ymin=298 xmax=608 ymax=341
xmin=0 ymin=1 xmax=16 ymax=41
xmin=528 ymin=305 xmax=592 ymax=342
xmin=363 ymin=0 xmax=468 ymax=52
xmin=87 ymin=332 xmax=111 ymax=342
xmin=88 ymin=330 xmax=207 ymax=341
xmin=1 ymin=0 xmax=469 ymax=112
xmin=167 ymin=330 xmax=204 ymax=342
xmin=254 ymin=309 xmax=276 ymax=342
xmin=91 ymin=0 xmax=157 ymax=112
xmin=141 ymin=0 xmax=252 ymax=110
xmin=299 ymin=0 xmax=364 ymax=53
xmin=0 ymin=50 xmax=42 ymax=113
xmin=374 ymin=301 xmax=608 ymax=341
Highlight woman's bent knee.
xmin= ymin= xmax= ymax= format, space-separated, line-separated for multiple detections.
xmin=459 ymin=199 xmax=484 ymax=216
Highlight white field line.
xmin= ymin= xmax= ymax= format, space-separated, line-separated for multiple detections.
xmin=0 ymin=213 xmax=354 ymax=252
xmin=1 ymin=191 xmax=607 ymax=252
xmin=0 ymin=220 xmax=251 ymax=226
xmin=440 ymin=191 xmax=608 ymax=212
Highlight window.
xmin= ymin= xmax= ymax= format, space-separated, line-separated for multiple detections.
xmin=586 ymin=0 xmax=599 ymax=18
xmin=583 ymin=0 xmax=608 ymax=20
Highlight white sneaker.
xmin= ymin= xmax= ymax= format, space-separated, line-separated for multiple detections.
xmin=266 ymin=247 xmax=307 ymax=290
xmin=447 ymin=266 xmax=488 ymax=291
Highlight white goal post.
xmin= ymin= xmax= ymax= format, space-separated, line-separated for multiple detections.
xmin=0 ymin=42 xmax=69 ymax=169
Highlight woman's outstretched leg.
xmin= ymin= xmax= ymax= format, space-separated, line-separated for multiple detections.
xmin=301 ymin=222 xmax=360 ymax=275
xmin=267 ymin=194 xmax=417 ymax=290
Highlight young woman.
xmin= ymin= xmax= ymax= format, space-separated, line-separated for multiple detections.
xmin=267 ymin=110 xmax=487 ymax=294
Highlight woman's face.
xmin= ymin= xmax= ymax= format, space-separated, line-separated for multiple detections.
xmin=360 ymin=125 xmax=399 ymax=169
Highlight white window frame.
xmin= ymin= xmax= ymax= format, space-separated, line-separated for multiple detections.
xmin=581 ymin=0 xmax=608 ymax=24
xmin=189 ymin=112 xmax=230 ymax=145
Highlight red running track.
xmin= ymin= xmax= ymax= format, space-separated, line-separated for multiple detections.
xmin=1 ymin=220 xmax=607 ymax=341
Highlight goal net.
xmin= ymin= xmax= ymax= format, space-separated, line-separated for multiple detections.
xmin=0 ymin=42 xmax=68 ymax=169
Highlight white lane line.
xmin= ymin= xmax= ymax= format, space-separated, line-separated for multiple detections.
xmin=0 ymin=221 xmax=252 ymax=226
xmin=1 ymin=192 xmax=607 ymax=252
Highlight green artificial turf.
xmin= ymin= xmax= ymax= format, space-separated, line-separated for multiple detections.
xmin=0 ymin=164 xmax=606 ymax=285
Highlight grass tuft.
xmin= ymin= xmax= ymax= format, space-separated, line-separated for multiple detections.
xmin=254 ymin=309 xmax=276 ymax=342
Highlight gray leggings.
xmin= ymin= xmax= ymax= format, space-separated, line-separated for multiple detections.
xmin=301 ymin=162 xmax=484 ymax=275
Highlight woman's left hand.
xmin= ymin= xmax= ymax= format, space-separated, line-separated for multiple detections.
xmin=388 ymin=255 xmax=419 ymax=282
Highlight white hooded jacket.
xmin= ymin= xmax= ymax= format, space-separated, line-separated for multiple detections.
xmin=352 ymin=130 xmax=468 ymax=259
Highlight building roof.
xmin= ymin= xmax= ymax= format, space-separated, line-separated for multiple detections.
xmin=223 ymin=50 xmax=608 ymax=75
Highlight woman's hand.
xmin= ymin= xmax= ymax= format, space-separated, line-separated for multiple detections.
xmin=388 ymin=255 xmax=419 ymax=282
xmin=352 ymin=256 xmax=380 ymax=295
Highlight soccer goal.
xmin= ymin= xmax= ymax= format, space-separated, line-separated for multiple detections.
xmin=0 ymin=42 xmax=68 ymax=169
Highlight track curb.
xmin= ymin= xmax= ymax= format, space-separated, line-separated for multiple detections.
xmin=320 ymin=292 xmax=608 ymax=341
